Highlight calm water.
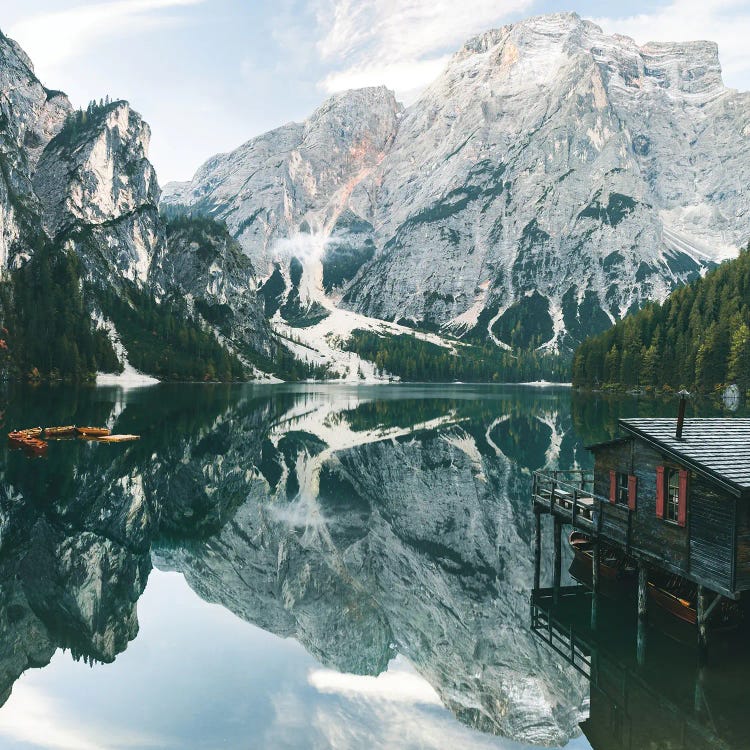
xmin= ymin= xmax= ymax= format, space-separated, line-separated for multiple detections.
xmin=0 ymin=383 xmax=747 ymax=749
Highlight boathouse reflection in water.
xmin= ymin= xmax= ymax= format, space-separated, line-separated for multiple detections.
xmin=531 ymin=584 xmax=750 ymax=750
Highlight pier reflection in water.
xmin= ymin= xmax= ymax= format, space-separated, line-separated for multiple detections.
xmin=0 ymin=383 xmax=745 ymax=748
xmin=530 ymin=585 xmax=750 ymax=750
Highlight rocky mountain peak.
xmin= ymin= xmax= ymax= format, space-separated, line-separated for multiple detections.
xmin=33 ymin=99 xmax=162 ymax=284
xmin=163 ymin=85 xmax=402 ymax=274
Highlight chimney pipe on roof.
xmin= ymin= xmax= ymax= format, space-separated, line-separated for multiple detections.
xmin=676 ymin=390 xmax=690 ymax=440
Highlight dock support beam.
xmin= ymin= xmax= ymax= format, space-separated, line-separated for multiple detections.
xmin=533 ymin=510 xmax=541 ymax=591
xmin=553 ymin=517 xmax=562 ymax=605
xmin=697 ymin=586 xmax=708 ymax=663
xmin=590 ymin=542 xmax=600 ymax=629
xmin=637 ymin=562 xmax=648 ymax=666
xmin=637 ymin=562 xmax=648 ymax=620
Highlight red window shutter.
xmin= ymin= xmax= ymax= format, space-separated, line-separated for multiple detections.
xmin=628 ymin=475 xmax=637 ymax=511
xmin=609 ymin=470 xmax=616 ymax=504
xmin=656 ymin=466 xmax=665 ymax=518
xmin=678 ymin=469 xmax=689 ymax=527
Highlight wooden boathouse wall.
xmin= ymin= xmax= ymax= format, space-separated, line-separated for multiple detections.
xmin=591 ymin=438 xmax=739 ymax=596
xmin=732 ymin=501 xmax=750 ymax=590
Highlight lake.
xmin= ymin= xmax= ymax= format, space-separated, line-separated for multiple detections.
xmin=0 ymin=382 xmax=747 ymax=749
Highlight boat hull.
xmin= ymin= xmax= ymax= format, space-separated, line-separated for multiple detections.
xmin=76 ymin=427 xmax=110 ymax=437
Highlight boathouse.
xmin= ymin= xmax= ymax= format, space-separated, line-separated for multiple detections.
xmin=532 ymin=416 xmax=750 ymax=650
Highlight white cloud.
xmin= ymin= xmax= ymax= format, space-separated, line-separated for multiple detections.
xmin=308 ymin=663 xmax=443 ymax=705
xmin=314 ymin=0 xmax=534 ymax=101
xmin=9 ymin=0 xmax=205 ymax=76
xmin=0 ymin=682 xmax=171 ymax=750
xmin=596 ymin=0 xmax=750 ymax=91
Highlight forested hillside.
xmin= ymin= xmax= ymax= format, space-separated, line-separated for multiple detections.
xmin=572 ymin=244 xmax=750 ymax=393
xmin=0 ymin=238 xmax=250 ymax=382
xmin=345 ymin=330 xmax=569 ymax=383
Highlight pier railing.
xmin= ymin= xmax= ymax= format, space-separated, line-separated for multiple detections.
xmin=532 ymin=469 xmax=608 ymax=529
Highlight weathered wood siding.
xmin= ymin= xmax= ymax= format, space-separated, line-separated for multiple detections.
xmin=689 ymin=475 xmax=734 ymax=591
xmin=593 ymin=439 xmax=737 ymax=594
xmin=594 ymin=441 xmax=688 ymax=570
xmin=629 ymin=443 xmax=690 ymax=573
xmin=734 ymin=499 xmax=750 ymax=590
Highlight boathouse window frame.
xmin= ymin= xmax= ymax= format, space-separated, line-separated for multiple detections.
xmin=609 ymin=470 xmax=637 ymax=509
xmin=656 ymin=464 xmax=688 ymax=527
xmin=665 ymin=468 xmax=680 ymax=523
xmin=616 ymin=472 xmax=629 ymax=505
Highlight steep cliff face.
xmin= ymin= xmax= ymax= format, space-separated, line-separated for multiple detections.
xmin=164 ymin=13 xmax=750 ymax=353
xmin=346 ymin=13 xmax=750 ymax=348
xmin=152 ymin=216 xmax=274 ymax=361
xmin=0 ymin=28 xmax=275 ymax=377
xmin=33 ymin=101 xmax=163 ymax=285
xmin=0 ymin=31 xmax=70 ymax=268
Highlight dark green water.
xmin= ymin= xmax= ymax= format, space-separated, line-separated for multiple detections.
xmin=0 ymin=383 xmax=746 ymax=749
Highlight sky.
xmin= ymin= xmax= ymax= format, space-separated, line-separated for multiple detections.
xmin=3 ymin=0 xmax=749 ymax=185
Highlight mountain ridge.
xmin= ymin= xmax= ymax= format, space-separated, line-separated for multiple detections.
xmin=163 ymin=12 xmax=750 ymax=363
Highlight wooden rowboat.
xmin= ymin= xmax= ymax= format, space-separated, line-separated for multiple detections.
xmin=647 ymin=575 xmax=741 ymax=630
xmin=76 ymin=427 xmax=110 ymax=437
xmin=8 ymin=431 xmax=48 ymax=454
xmin=20 ymin=438 xmax=47 ymax=455
xmin=569 ymin=531 xmax=637 ymax=581
xmin=44 ymin=425 xmax=76 ymax=436
xmin=16 ymin=427 xmax=42 ymax=438
xmin=95 ymin=434 xmax=140 ymax=443
xmin=569 ymin=532 xmax=741 ymax=631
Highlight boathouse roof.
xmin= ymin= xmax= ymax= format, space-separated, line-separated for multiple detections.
xmin=617 ymin=418 xmax=750 ymax=498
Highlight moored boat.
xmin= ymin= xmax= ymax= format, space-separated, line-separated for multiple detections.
xmin=569 ymin=531 xmax=637 ymax=581
xmin=8 ymin=431 xmax=28 ymax=447
xmin=76 ymin=427 xmax=110 ymax=437
xmin=94 ymin=434 xmax=140 ymax=443
xmin=8 ymin=430 xmax=48 ymax=455
xmin=647 ymin=574 xmax=742 ymax=631
xmin=16 ymin=427 xmax=42 ymax=438
xmin=44 ymin=425 xmax=76 ymax=436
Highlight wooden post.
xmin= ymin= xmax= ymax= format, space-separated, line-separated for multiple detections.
xmin=591 ymin=541 xmax=600 ymax=630
xmin=553 ymin=516 xmax=562 ymax=604
xmin=534 ymin=510 xmax=542 ymax=591
xmin=637 ymin=562 xmax=648 ymax=620
xmin=637 ymin=562 xmax=648 ymax=666
xmin=637 ymin=617 xmax=647 ymax=666
xmin=697 ymin=586 xmax=708 ymax=662
xmin=694 ymin=664 xmax=706 ymax=714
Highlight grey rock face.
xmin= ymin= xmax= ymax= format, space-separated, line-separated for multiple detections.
xmin=0 ymin=30 xmax=275 ymax=371
xmin=33 ymin=101 xmax=164 ymax=285
xmin=152 ymin=217 xmax=274 ymax=361
xmin=165 ymin=13 xmax=750 ymax=351
xmin=0 ymin=31 xmax=71 ymax=268
xmin=163 ymin=87 xmax=402 ymax=276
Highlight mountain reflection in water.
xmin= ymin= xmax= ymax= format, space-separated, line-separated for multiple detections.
xmin=0 ymin=383 xmax=745 ymax=749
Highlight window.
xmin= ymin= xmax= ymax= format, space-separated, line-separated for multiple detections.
xmin=616 ymin=472 xmax=629 ymax=505
xmin=656 ymin=465 xmax=687 ymax=527
xmin=666 ymin=468 xmax=680 ymax=522
xmin=609 ymin=471 xmax=637 ymax=509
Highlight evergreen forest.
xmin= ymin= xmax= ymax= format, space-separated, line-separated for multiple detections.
xmin=573 ymin=243 xmax=750 ymax=393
